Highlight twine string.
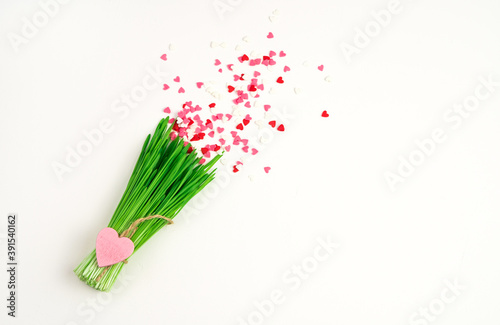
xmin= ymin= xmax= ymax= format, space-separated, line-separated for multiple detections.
xmin=95 ymin=215 xmax=173 ymax=283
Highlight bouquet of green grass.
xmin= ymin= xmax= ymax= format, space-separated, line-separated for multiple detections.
xmin=74 ymin=118 xmax=220 ymax=291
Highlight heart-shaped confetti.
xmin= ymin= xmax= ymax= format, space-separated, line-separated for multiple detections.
xmin=178 ymin=87 xmax=185 ymax=93
xmin=279 ymin=51 xmax=286 ymax=57
xmin=163 ymin=107 xmax=171 ymax=114
xmin=277 ymin=124 xmax=285 ymax=132
xmin=174 ymin=76 xmax=180 ymax=82
xmin=321 ymin=110 xmax=329 ymax=118
xmin=267 ymin=32 xmax=274 ymax=39
xmin=196 ymin=82 xmax=204 ymax=88
xmin=284 ymin=66 xmax=290 ymax=72
xmin=318 ymin=65 xmax=324 ymax=71
xmin=264 ymin=167 xmax=271 ymax=173
xmin=96 ymin=228 xmax=134 ymax=268
xmin=160 ymin=54 xmax=167 ymax=61
xmin=163 ymin=84 xmax=170 ymax=90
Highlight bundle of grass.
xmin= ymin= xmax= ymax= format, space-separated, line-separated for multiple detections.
xmin=74 ymin=117 xmax=221 ymax=291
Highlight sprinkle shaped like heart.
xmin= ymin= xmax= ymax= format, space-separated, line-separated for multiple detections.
xmin=96 ymin=227 xmax=134 ymax=268
xmin=321 ymin=110 xmax=329 ymax=118
xmin=267 ymin=32 xmax=274 ymax=39
xmin=160 ymin=54 xmax=167 ymax=61
xmin=318 ymin=65 xmax=324 ymax=71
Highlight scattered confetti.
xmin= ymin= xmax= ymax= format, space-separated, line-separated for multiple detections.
xmin=322 ymin=110 xmax=329 ymax=118
xmin=160 ymin=54 xmax=167 ymax=61
xmin=158 ymin=29 xmax=331 ymax=176
xmin=163 ymin=84 xmax=169 ymax=90
xmin=264 ymin=167 xmax=271 ymax=173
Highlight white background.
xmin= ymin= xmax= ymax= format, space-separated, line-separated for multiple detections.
xmin=1 ymin=0 xmax=500 ymax=324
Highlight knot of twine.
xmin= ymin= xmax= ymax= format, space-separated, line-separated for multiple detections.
xmin=95 ymin=215 xmax=173 ymax=282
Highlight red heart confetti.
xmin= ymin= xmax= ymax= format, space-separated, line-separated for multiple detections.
xmin=321 ymin=110 xmax=329 ymax=118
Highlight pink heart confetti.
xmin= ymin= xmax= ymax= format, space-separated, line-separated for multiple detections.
xmin=318 ymin=65 xmax=324 ymax=71
xmin=214 ymin=59 xmax=221 ymax=66
xmin=174 ymin=76 xmax=180 ymax=82
xmin=178 ymin=87 xmax=185 ymax=93
xmin=163 ymin=84 xmax=170 ymax=90
xmin=160 ymin=54 xmax=167 ymax=61
xmin=196 ymin=82 xmax=204 ymax=88
xmin=267 ymin=32 xmax=274 ymax=39
xmin=163 ymin=107 xmax=171 ymax=113
xmin=279 ymin=51 xmax=286 ymax=57
xmin=96 ymin=228 xmax=134 ymax=268
xmin=264 ymin=167 xmax=271 ymax=174
xmin=284 ymin=66 xmax=290 ymax=72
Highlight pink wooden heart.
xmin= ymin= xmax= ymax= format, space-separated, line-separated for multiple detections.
xmin=96 ymin=228 xmax=134 ymax=267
